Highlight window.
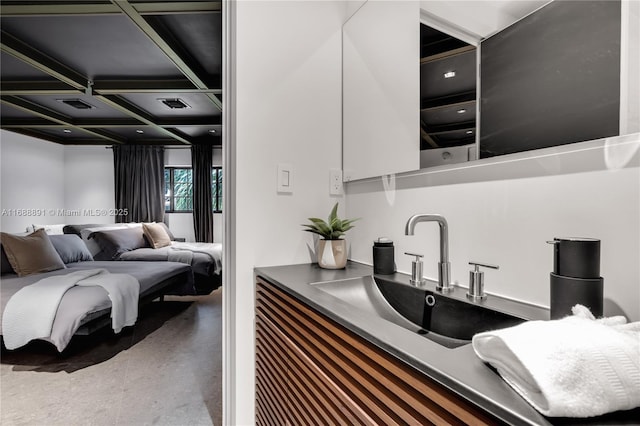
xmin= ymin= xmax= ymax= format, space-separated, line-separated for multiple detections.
xmin=211 ymin=167 xmax=223 ymax=212
xmin=165 ymin=167 xmax=222 ymax=213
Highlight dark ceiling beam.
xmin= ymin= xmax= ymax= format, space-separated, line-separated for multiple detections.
xmin=0 ymin=117 xmax=71 ymax=128
xmin=0 ymin=2 xmax=220 ymax=16
xmin=420 ymin=45 xmax=475 ymax=64
xmin=111 ymin=0 xmax=223 ymax=111
xmin=95 ymin=94 xmax=193 ymax=145
xmin=421 ymin=91 xmax=476 ymax=110
xmin=420 ymin=120 xmax=439 ymax=148
xmin=0 ymin=118 xmax=140 ymax=128
xmin=3 ymin=127 xmax=67 ymax=145
xmin=421 ymin=99 xmax=476 ymax=113
xmin=0 ymin=31 xmax=88 ymax=90
xmin=134 ymin=2 xmax=221 ymax=15
xmin=1 ymin=80 xmax=222 ymax=96
xmin=1 ymin=116 xmax=221 ymax=128
xmin=425 ymin=121 xmax=476 ymax=135
xmin=54 ymin=140 xmax=124 ymax=146
xmin=0 ymin=96 xmax=126 ymax=144
xmin=92 ymin=80 xmax=222 ymax=95
xmin=0 ymin=81 xmax=82 ymax=96
xmin=7 ymin=129 xmax=114 ymax=146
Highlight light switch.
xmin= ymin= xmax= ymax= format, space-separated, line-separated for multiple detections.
xmin=277 ymin=163 xmax=293 ymax=193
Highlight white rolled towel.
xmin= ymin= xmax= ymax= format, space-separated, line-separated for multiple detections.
xmin=472 ymin=305 xmax=640 ymax=418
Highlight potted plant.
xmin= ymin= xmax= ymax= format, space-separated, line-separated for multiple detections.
xmin=302 ymin=202 xmax=358 ymax=269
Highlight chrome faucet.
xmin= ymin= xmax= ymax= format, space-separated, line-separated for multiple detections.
xmin=404 ymin=214 xmax=452 ymax=293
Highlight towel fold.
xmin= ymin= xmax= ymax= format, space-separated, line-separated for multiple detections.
xmin=472 ymin=305 xmax=640 ymax=418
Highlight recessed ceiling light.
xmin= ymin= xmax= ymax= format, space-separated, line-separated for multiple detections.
xmin=158 ymin=98 xmax=191 ymax=109
xmin=444 ymin=71 xmax=456 ymax=78
xmin=63 ymin=129 xmax=71 ymax=133
xmin=457 ymin=109 xmax=467 ymax=114
xmin=136 ymin=129 xmax=144 ymax=134
xmin=57 ymin=99 xmax=94 ymax=110
xmin=466 ymin=130 xmax=473 ymax=134
xmin=208 ymin=129 xmax=216 ymax=134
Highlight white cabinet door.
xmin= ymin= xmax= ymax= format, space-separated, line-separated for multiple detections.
xmin=343 ymin=0 xmax=420 ymax=181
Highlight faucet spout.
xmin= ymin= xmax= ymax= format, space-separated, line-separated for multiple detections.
xmin=404 ymin=214 xmax=452 ymax=292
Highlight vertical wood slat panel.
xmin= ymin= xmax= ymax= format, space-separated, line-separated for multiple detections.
xmin=286 ymin=333 xmax=372 ymax=426
xmin=256 ymin=312 xmax=290 ymax=426
xmin=258 ymin=298 xmax=369 ymax=426
xmin=261 ymin=286 xmax=463 ymax=425
xmin=256 ymin=278 xmax=500 ymax=426
xmin=255 ymin=363 xmax=288 ymax=425
xmin=259 ymin=288 xmax=412 ymax=425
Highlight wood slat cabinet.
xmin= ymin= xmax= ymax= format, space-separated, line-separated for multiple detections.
xmin=255 ymin=277 xmax=501 ymax=426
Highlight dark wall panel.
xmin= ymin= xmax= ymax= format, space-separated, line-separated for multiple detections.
xmin=480 ymin=1 xmax=621 ymax=158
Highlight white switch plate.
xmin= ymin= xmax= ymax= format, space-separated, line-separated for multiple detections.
xmin=329 ymin=168 xmax=343 ymax=195
xmin=277 ymin=163 xmax=293 ymax=193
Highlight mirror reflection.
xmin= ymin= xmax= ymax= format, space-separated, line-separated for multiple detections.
xmin=419 ymin=24 xmax=477 ymax=169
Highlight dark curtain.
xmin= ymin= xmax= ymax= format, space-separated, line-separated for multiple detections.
xmin=113 ymin=145 xmax=165 ymax=223
xmin=191 ymin=144 xmax=214 ymax=242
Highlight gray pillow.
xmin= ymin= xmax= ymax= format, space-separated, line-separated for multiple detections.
xmin=63 ymin=224 xmax=105 ymax=237
xmin=158 ymin=222 xmax=175 ymax=241
xmin=89 ymin=227 xmax=148 ymax=260
xmin=49 ymin=234 xmax=94 ymax=264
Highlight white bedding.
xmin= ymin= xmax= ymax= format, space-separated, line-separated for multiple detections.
xmin=2 ymin=269 xmax=139 ymax=351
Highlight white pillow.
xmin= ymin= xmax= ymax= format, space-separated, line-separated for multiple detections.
xmin=32 ymin=224 xmax=66 ymax=235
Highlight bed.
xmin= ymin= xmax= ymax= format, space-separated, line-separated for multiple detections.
xmin=1 ymin=230 xmax=194 ymax=352
xmin=63 ymin=223 xmax=222 ymax=295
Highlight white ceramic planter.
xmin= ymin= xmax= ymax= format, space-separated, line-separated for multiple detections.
xmin=317 ymin=239 xmax=347 ymax=269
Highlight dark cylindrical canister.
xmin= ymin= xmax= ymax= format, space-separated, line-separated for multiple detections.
xmin=373 ymin=238 xmax=395 ymax=274
xmin=548 ymin=237 xmax=603 ymax=319
xmin=550 ymin=273 xmax=603 ymax=319
xmin=549 ymin=237 xmax=601 ymax=279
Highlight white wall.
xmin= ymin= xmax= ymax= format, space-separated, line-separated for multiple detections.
xmin=0 ymin=130 xmax=65 ymax=233
xmin=230 ymin=1 xmax=346 ymax=423
xmin=345 ymin=135 xmax=640 ymax=321
xmin=0 ymin=134 xmax=220 ymax=242
xmin=63 ymin=146 xmax=115 ymax=225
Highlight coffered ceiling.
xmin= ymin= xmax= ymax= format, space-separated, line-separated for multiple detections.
xmin=0 ymin=1 xmax=222 ymax=146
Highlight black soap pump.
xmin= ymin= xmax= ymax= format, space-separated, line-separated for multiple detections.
xmin=547 ymin=237 xmax=604 ymax=319
xmin=373 ymin=237 xmax=395 ymax=274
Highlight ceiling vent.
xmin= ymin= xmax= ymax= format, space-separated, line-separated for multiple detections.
xmin=57 ymin=98 xmax=94 ymax=110
xmin=159 ymin=98 xmax=191 ymax=109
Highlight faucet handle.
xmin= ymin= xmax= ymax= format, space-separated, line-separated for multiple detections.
xmin=404 ymin=252 xmax=425 ymax=285
xmin=469 ymin=261 xmax=499 ymax=271
xmin=467 ymin=261 xmax=499 ymax=301
xmin=404 ymin=252 xmax=423 ymax=260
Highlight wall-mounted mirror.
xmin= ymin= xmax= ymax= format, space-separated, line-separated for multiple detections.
xmin=343 ymin=0 xmax=639 ymax=181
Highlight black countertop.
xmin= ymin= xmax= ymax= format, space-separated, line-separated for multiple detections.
xmin=255 ymin=261 xmax=640 ymax=426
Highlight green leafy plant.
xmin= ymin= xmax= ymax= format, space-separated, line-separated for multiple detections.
xmin=302 ymin=202 xmax=358 ymax=240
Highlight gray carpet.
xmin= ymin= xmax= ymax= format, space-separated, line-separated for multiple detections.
xmin=1 ymin=289 xmax=223 ymax=426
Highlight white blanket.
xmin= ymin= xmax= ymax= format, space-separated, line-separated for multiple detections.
xmin=472 ymin=305 xmax=640 ymax=418
xmin=2 ymin=269 xmax=139 ymax=351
